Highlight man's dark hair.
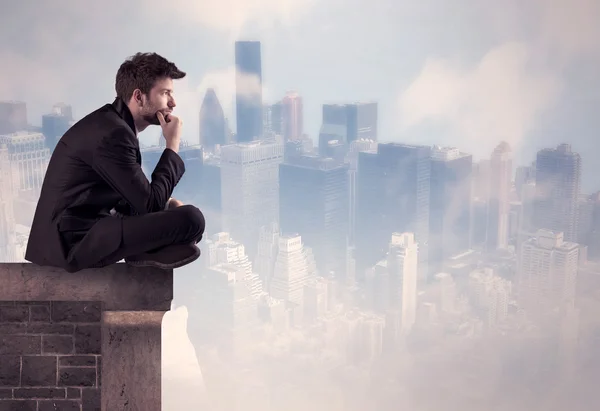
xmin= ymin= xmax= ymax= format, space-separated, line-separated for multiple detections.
xmin=115 ymin=52 xmax=186 ymax=101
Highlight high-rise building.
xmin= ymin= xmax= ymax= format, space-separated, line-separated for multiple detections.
xmin=221 ymin=140 xmax=284 ymax=257
xmin=270 ymin=234 xmax=317 ymax=308
xmin=198 ymin=157 xmax=222 ymax=236
xmin=346 ymin=102 xmax=377 ymax=143
xmin=199 ymin=88 xmax=227 ymax=152
xmin=235 ymin=41 xmax=263 ymax=142
xmin=387 ymin=232 xmax=418 ymax=334
xmin=192 ymin=233 xmax=262 ymax=356
xmin=578 ymin=192 xmax=600 ymax=261
xmin=281 ymin=91 xmax=303 ymax=141
xmin=318 ymin=102 xmax=377 ymax=155
xmin=254 ymin=222 xmax=280 ymax=291
xmin=429 ymin=146 xmax=472 ymax=270
xmin=279 ymin=155 xmax=349 ymax=279
xmin=487 ymin=142 xmax=512 ymax=251
xmin=0 ymin=145 xmax=16 ymax=262
xmin=346 ymin=139 xmax=377 ymax=246
xmin=534 ymin=144 xmax=581 ymax=242
xmin=42 ymin=103 xmax=74 ymax=152
xmin=0 ymin=101 xmax=27 ymax=134
xmin=468 ymin=268 xmax=511 ymax=329
xmin=515 ymin=162 xmax=536 ymax=200
xmin=517 ymin=229 xmax=578 ymax=318
xmin=265 ymin=102 xmax=283 ymax=136
xmin=0 ymin=131 xmax=50 ymax=196
xmin=355 ymin=143 xmax=431 ymax=281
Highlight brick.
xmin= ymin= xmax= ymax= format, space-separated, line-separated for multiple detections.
xmin=0 ymin=356 xmax=20 ymax=386
xmin=21 ymin=356 xmax=57 ymax=387
xmin=28 ymin=324 xmax=74 ymax=335
xmin=38 ymin=400 xmax=81 ymax=411
xmin=74 ymin=325 xmax=100 ymax=354
xmin=59 ymin=356 xmax=96 ymax=367
xmin=0 ymin=389 xmax=11 ymax=398
xmin=59 ymin=368 xmax=96 ymax=387
xmin=0 ymin=306 xmax=29 ymax=322
xmin=82 ymin=388 xmax=100 ymax=411
xmin=16 ymin=302 xmax=51 ymax=307
xmin=30 ymin=306 xmax=51 ymax=322
xmin=52 ymin=302 xmax=101 ymax=323
xmin=66 ymin=388 xmax=81 ymax=399
xmin=13 ymin=388 xmax=66 ymax=399
xmin=0 ymin=400 xmax=37 ymax=411
xmin=0 ymin=336 xmax=41 ymax=355
xmin=0 ymin=323 xmax=27 ymax=335
xmin=43 ymin=336 xmax=74 ymax=355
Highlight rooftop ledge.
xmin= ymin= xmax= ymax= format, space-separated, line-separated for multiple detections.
xmin=0 ymin=262 xmax=173 ymax=411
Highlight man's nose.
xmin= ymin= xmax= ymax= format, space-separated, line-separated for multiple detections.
xmin=168 ymin=97 xmax=177 ymax=108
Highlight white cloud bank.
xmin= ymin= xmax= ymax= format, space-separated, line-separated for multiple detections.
xmin=396 ymin=0 xmax=600 ymax=157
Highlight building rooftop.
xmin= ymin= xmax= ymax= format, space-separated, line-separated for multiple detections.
xmin=431 ymin=145 xmax=471 ymax=161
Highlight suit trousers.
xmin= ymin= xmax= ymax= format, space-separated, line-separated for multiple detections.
xmin=68 ymin=205 xmax=205 ymax=269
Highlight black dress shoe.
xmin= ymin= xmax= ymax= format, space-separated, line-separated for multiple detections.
xmin=125 ymin=244 xmax=201 ymax=269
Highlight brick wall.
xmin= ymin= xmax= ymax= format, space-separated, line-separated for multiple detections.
xmin=0 ymin=301 xmax=102 ymax=411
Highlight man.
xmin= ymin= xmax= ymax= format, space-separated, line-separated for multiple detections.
xmin=25 ymin=52 xmax=205 ymax=273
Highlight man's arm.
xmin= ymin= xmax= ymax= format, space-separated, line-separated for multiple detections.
xmin=92 ymin=127 xmax=185 ymax=215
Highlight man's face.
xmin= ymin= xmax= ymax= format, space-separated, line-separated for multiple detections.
xmin=139 ymin=77 xmax=177 ymax=126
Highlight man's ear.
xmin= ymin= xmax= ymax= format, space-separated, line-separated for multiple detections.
xmin=132 ymin=89 xmax=144 ymax=106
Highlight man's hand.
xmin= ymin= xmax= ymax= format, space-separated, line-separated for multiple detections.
xmin=166 ymin=197 xmax=184 ymax=210
xmin=157 ymin=112 xmax=182 ymax=153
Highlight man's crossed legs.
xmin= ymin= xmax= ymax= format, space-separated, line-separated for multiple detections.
xmin=67 ymin=204 xmax=205 ymax=270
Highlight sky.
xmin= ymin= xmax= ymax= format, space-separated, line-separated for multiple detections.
xmin=1 ymin=0 xmax=599 ymax=190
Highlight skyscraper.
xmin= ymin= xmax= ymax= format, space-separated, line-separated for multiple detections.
xmin=346 ymin=102 xmax=378 ymax=143
xmin=0 ymin=145 xmax=16 ymax=262
xmin=279 ymin=155 xmax=349 ymax=280
xmin=487 ymin=142 xmax=512 ymax=251
xmin=429 ymin=146 xmax=472 ymax=270
xmin=387 ymin=232 xmax=418 ymax=334
xmin=281 ymin=91 xmax=303 ymax=141
xmin=199 ymin=88 xmax=227 ymax=152
xmin=0 ymin=131 xmax=50 ymax=196
xmin=42 ymin=103 xmax=74 ymax=152
xmin=318 ymin=102 xmax=377 ymax=155
xmin=534 ymin=144 xmax=581 ymax=242
xmin=221 ymin=140 xmax=284 ymax=257
xmin=517 ymin=229 xmax=578 ymax=318
xmin=235 ymin=41 xmax=263 ymax=143
xmin=270 ymin=234 xmax=317 ymax=307
xmin=347 ymin=139 xmax=378 ymax=246
xmin=355 ymin=143 xmax=431 ymax=280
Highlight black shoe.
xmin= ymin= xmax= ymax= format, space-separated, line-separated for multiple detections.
xmin=125 ymin=244 xmax=201 ymax=269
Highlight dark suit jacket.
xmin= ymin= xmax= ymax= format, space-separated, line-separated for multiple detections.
xmin=25 ymin=98 xmax=185 ymax=272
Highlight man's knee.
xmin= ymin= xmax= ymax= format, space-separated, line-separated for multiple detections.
xmin=179 ymin=205 xmax=205 ymax=238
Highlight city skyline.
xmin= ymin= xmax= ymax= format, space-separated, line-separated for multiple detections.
xmin=2 ymin=0 xmax=599 ymax=191
xmin=2 ymin=1 xmax=600 ymax=410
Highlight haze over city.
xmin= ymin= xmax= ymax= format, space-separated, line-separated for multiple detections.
xmin=1 ymin=0 xmax=600 ymax=410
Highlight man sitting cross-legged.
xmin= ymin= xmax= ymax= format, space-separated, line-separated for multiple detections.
xmin=25 ymin=52 xmax=205 ymax=273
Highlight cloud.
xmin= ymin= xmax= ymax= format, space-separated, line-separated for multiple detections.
xmin=397 ymin=42 xmax=562 ymax=156
xmin=150 ymin=0 xmax=319 ymax=34
xmin=534 ymin=0 xmax=600 ymax=62
xmin=396 ymin=0 xmax=600 ymax=158
xmin=162 ymin=304 xmax=210 ymax=409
